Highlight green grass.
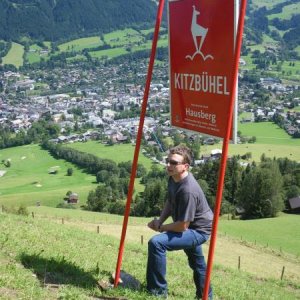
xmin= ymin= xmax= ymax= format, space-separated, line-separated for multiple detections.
xmin=219 ymin=213 xmax=300 ymax=256
xmin=90 ymin=47 xmax=128 ymax=59
xmin=58 ymin=36 xmax=103 ymax=52
xmin=268 ymin=3 xmax=300 ymax=20
xmin=248 ymin=44 xmax=265 ymax=52
xmin=262 ymin=33 xmax=277 ymax=44
xmin=103 ymin=28 xmax=142 ymax=47
xmin=26 ymin=51 xmax=42 ymax=64
xmin=238 ymin=121 xmax=300 ymax=145
xmin=26 ymin=44 xmax=51 ymax=64
xmin=29 ymin=44 xmax=42 ymax=51
xmin=0 ymin=144 xmax=96 ymax=207
xmin=66 ymin=54 xmax=87 ymax=62
xmin=68 ymin=141 xmax=156 ymax=171
xmin=201 ymin=142 xmax=300 ymax=163
xmin=295 ymin=45 xmax=300 ymax=57
xmin=238 ymin=112 xmax=253 ymax=120
xmin=0 ymin=211 xmax=299 ymax=299
xmin=251 ymin=0 xmax=287 ymax=9
xmin=2 ymin=42 xmax=24 ymax=67
xmin=292 ymin=106 xmax=300 ymax=112
xmin=240 ymin=54 xmax=256 ymax=70
xmin=281 ymin=60 xmax=300 ymax=76
xmin=0 ymin=143 xmax=157 ymax=208
xmin=269 ymin=25 xmax=287 ymax=37
xmin=201 ymin=120 xmax=300 ymax=161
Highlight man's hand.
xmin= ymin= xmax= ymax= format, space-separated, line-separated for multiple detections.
xmin=147 ymin=217 xmax=161 ymax=232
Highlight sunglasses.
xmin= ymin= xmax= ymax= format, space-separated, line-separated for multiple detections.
xmin=165 ymin=158 xmax=185 ymax=166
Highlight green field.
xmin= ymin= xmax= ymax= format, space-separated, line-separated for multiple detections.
xmin=68 ymin=141 xmax=155 ymax=171
xmin=219 ymin=213 xmax=300 ymax=256
xmin=103 ymin=28 xmax=143 ymax=47
xmin=0 ymin=143 xmax=156 ymax=208
xmin=1 ymin=26 xmax=170 ymax=67
xmin=2 ymin=42 xmax=24 ymax=67
xmin=238 ymin=121 xmax=300 ymax=145
xmin=268 ymin=3 xmax=300 ymax=20
xmin=90 ymin=47 xmax=128 ymax=59
xmin=201 ymin=142 xmax=300 ymax=162
xmin=251 ymin=0 xmax=287 ymax=9
xmin=199 ymin=119 xmax=300 ymax=162
xmin=58 ymin=36 xmax=103 ymax=52
xmin=0 ymin=211 xmax=299 ymax=299
xmin=0 ymin=144 xmax=96 ymax=207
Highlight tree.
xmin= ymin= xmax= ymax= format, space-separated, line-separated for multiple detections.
xmin=87 ymin=189 xmax=106 ymax=212
xmin=140 ymin=178 xmax=167 ymax=216
xmin=67 ymin=168 xmax=73 ymax=176
xmin=237 ymin=161 xmax=284 ymax=219
xmin=96 ymin=170 xmax=110 ymax=183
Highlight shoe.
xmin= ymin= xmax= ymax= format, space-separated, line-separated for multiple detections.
xmin=147 ymin=288 xmax=168 ymax=298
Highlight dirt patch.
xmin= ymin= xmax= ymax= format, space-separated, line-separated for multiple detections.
xmin=0 ymin=287 xmax=19 ymax=299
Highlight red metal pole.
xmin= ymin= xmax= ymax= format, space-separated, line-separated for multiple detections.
xmin=114 ymin=0 xmax=165 ymax=288
xmin=202 ymin=0 xmax=247 ymax=299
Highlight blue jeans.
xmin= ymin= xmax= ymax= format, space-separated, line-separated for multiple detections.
xmin=147 ymin=229 xmax=213 ymax=299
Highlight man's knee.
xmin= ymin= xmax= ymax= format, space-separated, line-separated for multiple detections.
xmin=148 ymin=235 xmax=160 ymax=247
xmin=148 ymin=234 xmax=165 ymax=252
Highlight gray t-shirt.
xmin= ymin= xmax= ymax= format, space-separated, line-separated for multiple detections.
xmin=168 ymin=172 xmax=213 ymax=235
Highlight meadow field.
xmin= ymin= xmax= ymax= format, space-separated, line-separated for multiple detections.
xmin=2 ymin=42 xmax=24 ymax=67
xmin=58 ymin=36 xmax=103 ymax=52
xmin=238 ymin=121 xmax=300 ymax=145
xmin=199 ymin=118 xmax=300 ymax=162
xmin=0 ymin=143 xmax=155 ymax=208
xmin=251 ymin=0 xmax=287 ymax=9
xmin=268 ymin=2 xmax=300 ymax=20
xmin=1 ymin=118 xmax=300 ymax=208
xmin=1 ymin=124 xmax=300 ymax=298
xmin=0 ymin=20 xmax=297 ymax=79
xmin=0 ymin=210 xmax=299 ymax=299
xmin=68 ymin=142 xmax=155 ymax=170
xmin=0 ymin=144 xmax=96 ymax=207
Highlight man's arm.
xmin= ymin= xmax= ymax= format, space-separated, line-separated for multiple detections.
xmin=159 ymin=220 xmax=190 ymax=233
xmin=148 ymin=201 xmax=171 ymax=231
xmin=148 ymin=201 xmax=190 ymax=233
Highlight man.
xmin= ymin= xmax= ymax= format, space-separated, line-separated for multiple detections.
xmin=147 ymin=145 xmax=213 ymax=299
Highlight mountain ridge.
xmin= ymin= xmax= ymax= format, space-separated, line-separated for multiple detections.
xmin=0 ymin=0 xmax=157 ymax=42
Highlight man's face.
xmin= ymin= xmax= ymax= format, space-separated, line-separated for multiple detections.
xmin=165 ymin=153 xmax=189 ymax=178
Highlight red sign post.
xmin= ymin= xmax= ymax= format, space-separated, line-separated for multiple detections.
xmin=169 ymin=0 xmax=235 ymax=138
xmin=114 ymin=0 xmax=166 ymax=288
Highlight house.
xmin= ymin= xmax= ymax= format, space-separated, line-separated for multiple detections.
xmin=68 ymin=193 xmax=79 ymax=204
xmin=211 ymin=149 xmax=222 ymax=159
xmin=288 ymin=196 xmax=300 ymax=210
xmin=203 ymin=137 xmax=215 ymax=145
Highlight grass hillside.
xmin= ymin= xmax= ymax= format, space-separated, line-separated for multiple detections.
xmin=2 ymin=42 xmax=24 ymax=67
xmin=0 ymin=143 xmax=155 ymax=208
xmin=0 ymin=133 xmax=300 ymax=209
xmin=0 ymin=209 xmax=299 ymax=300
xmin=0 ymin=144 xmax=96 ymax=208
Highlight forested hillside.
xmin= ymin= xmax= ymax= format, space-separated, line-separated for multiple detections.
xmin=0 ymin=0 xmax=157 ymax=41
xmin=247 ymin=0 xmax=300 ymax=52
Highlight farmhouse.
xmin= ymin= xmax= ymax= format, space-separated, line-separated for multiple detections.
xmin=68 ymin=193 xmax=79 ymax=204
xmin=289 ymin=196 xmax=300 ymax=210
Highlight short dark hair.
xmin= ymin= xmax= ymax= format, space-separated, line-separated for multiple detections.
xmin=169 ymin=145 xmax=192 ymax=165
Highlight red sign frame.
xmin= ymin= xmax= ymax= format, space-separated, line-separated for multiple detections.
xmin=168 ymin=0 xmax=236 ymax=138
